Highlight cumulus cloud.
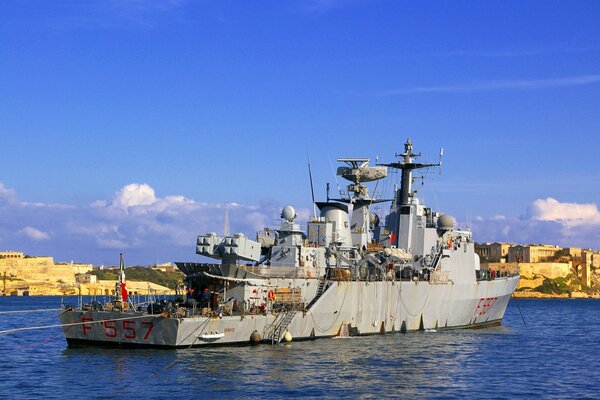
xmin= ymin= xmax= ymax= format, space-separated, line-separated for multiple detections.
xmin=0 ymin=181 xmax=305 ymax=265
xmin=19 ymin=226 xmax=51 ymax=241
xmin=112 ymin=183 xmax=158 ymax=208
xmin=469 ymin=197 xmax=600 ymax=249
xmin=526 ymin=197 xmax=600 ymax=226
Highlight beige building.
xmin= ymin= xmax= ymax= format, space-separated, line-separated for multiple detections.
xmin=151 ymin=263 xmax=177 ymax=273
xmin=75 ymin=273 xmax=97 ymax=284
xmin=576 ymin=249 xmax=600 ymax=288
xmin=475 ymin=242 xmax=512 ymax=263
xmin=508 ymin=244 xmax=562 ymax=263
xmin=583 ymin=250 xmax=600 ymax=269
xmin=0 ymin=251 xmax=24 ymax=259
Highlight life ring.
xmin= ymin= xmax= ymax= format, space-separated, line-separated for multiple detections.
xmin=267 ymin=289 xmax=275 ymax=300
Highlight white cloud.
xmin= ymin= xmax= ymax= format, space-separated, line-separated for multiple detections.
xmin=112 ymin=183 xmax=157 ymax=208
xmin=526 ymin=197 xmax=600 ymax=226
xmin=0 ymin=182 xmax=17 ymax=204
xmin=2 ymin=180 xmax=597 ymax=263
xmin=19 ymin=226 xmax=51 ymax=241
xmin=384 ymin=74 xmax=600 ymax=95
xmin=470 ymin=198 xmax=600 ymax=249
xmin=0 ymin=181 xmax=305 ymax=265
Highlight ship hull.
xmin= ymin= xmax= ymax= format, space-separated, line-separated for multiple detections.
xmin=60 ymin=276 xmax=518 ymax=348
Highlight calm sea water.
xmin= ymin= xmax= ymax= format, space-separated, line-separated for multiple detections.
xmin=1 ymin=296 xmax=599 ymax=399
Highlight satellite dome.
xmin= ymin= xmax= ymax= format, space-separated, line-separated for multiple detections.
xmin=437 ymin=215 xmax=454 ymax=231
xmin=233 ymin=232 xmax=245 ymax=238
xmin=281 ymin=206 xmax=297 ymax=222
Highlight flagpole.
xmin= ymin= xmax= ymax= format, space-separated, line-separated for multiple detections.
xmin=119 ymin=253 xmax=128 ymax=304
xmin=117 ymin=253 xmax=123 ymax=302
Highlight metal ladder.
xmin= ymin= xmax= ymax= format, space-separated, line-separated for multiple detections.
xmin=305 ymin=280 xmax=328 ymax=310
xmin=265 ymin=307 xmax=299 ymax=344
xmin=429 ymin=243 xmax=445 ymax=270
xmin=273 ymin=309 xmax=298 ymax=344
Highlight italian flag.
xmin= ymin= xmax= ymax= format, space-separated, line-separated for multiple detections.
xmin=119 ymin=253 xmax=128 ymax=302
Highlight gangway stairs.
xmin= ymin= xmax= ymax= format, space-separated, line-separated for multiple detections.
xmin=305 ymin=280 xmax=330 ymax=310
xmin=264 ymin=308 xmax=299 ymax=344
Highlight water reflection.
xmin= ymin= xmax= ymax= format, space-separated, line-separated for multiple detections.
xmin=143 ymin=331 xmax=493 ymax=398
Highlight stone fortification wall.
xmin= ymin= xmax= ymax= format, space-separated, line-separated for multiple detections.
xmin=0 ymin=257 xmax=92 ymax=284
xmin=0 ymin=253 xmax=172 ymax=296
xmin=483 ymin=262 xmax=570 ymax=279
xmin=518 ymin=262 xmax=571 ymax=279
xmin=483 ymin=262 xmax=571 ymax=290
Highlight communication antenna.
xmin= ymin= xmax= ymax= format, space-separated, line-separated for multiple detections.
xmin=439 ymin=148 xmax=444 ymax=175
xmin=307 ymin=154 xmax=317 ymax=218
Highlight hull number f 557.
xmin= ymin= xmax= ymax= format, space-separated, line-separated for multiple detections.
xmin=81 ymin=318 xmax=154 ymax=340
xmin=476 ymin=297 xmax=498 ymax=316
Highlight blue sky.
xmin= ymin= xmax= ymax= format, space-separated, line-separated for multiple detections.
xmin=1 ymin=0 xmax=599 ymax=265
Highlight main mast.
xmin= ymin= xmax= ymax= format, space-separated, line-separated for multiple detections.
xmin=379 ymin=138 xmax=441 ymax=249
xmin=379 ymin=138 xmax=440 ymax=206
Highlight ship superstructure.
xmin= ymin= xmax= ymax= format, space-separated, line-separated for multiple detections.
xmin=60 ymin=139 xmax=519 ymax=347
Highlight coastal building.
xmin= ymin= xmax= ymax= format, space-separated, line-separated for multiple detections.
xmin=475 ymin=242 xmax=511 ymax=263
xmin=507 ymin=244 xmax=562 ymax=263
xmin=576 ymin=249 xmax=600 ymax=288
xmin=0 ymin=251 xmax=24 ymax=259
xmin=75 ymin=273 xmax=97 ymax=284
xmin=583 ymin=250 xmax=600 ymax=269
xmin=151 ymin=262 xmax=177 ymax=272
xmin=477 ymin=243 xmax=600 ymax=289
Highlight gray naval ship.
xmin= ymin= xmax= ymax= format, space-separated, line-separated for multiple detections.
xmin=60 ymin=139 xmax=519 ymax=347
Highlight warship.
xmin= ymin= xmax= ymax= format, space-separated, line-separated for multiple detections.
xmin=60 ymin=139 xmax=519 ymax=347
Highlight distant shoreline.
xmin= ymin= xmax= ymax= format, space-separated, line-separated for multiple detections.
xmin=513 ymin=291 xmax=600 ymax=299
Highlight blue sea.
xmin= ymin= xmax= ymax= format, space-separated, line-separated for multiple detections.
xmin=1 ymin=296 xmax=599 ymax=399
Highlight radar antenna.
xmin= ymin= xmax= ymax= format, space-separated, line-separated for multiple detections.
xmin=335 ymin=158 xmax=387 ymax=200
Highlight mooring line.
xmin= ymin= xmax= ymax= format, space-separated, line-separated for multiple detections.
xmin=0 ymin=313 xmax=150 ymax=335
xmin=512 ymin=294 xmax=527 ymax=326
xmin=0 ymin=308 xmax=62 ymax=314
